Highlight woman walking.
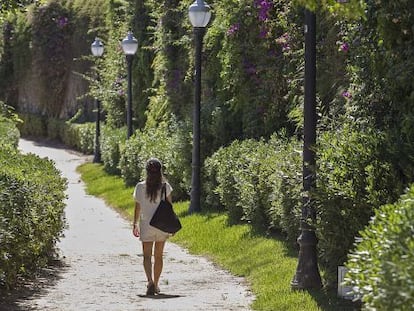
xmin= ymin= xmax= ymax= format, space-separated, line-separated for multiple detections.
xmin=132 ymin=158 xmax=173 ymax=295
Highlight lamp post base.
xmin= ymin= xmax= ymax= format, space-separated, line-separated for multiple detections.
xmin=291 ymin=225 xmax=322 ymax=289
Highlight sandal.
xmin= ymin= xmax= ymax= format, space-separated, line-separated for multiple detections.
xmin=146 ymin=282 xmax=155 ymax=296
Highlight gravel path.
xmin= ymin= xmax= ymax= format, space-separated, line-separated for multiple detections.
xmin=1 ymin=139 xmax=254 ymax=311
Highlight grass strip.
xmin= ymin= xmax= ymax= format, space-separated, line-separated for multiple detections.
xmin=77 ymin=163 xmax=359 ymax=311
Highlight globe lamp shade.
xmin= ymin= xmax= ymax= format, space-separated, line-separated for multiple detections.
xmin=121 ymin=31 xmax=138 ymax=55
xmin=91 ymin=38 xmax=104 ymax=57
xmin=188 ymin=0 xmax=212 ymax=28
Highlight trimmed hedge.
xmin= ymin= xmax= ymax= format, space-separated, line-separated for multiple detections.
xmin=315 ymin=124 xmax=403 ymax=286
xmin=18 ymin=113 xmax=95 ymax=154
xmin=119 ymin=120 xmax=191 ymax=200
xmin=203 ymin=134 xmax=302 ymax=240
xmin=100 ymin=126 xmax=126 ymax=175
xmin=0 ymin=147 xmax=67 ymax=289
xmin=204 ymin=125 xmax=405 ymax=284
xmin=345 ymin=184 xmax=414 ymax=310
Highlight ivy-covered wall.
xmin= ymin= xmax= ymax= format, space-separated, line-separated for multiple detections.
xmin=0 ymin=0 xmax=351 ymax=150
xmin=0 ymin=0 xmax=108 ymax=119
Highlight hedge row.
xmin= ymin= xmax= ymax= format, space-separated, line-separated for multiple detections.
xmin=203 ymin=134 xmax=302 ymax=241
xmin=18 ymin=114 xmax=192 ymax=200
xmin=203 ymin=124 xmax=404 ymax=286
xmin=0 ymin=113 xmax=67 ymax=289
xmin=18 ymin=113 xmax=95 ymax=154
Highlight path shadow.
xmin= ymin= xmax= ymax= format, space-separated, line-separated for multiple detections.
xmin=0 ymin=259 xmax=68 ymax=311
xmin=138 ymin=293 xmax=182 ymax=299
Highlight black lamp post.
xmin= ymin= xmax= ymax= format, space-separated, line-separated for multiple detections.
xmin=121 ymin=31 xmax=138 ymax=139
xmin=91 ymin=37 xmax=104 ymax=163
xmin=291 ymin=0 xmax=349 ymax=290
xmin=188 ymin=0 xmax=212 ymax=214
xmin=291 ymin=8 xmax=322 ymax=290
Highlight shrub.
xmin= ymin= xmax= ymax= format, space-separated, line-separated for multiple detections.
xmin=100 ymin=125 xmax=126 ymax=175
xmin=266 ymin=135 xmax=302 ymax=243
xmin=119 ymin=120 xmax=191 ymax=200
xmin=203 ymin=140 xmax=254 ymax=222
xmin=17 ymin=113 xmax=47 ymax=137
xmin=345 ymin=184 xmax=414 ymax=310
xmin=18 ymin=113 xmax=95 ymax=154
xmin=315 ymin=124 xmax=403 ymax=285
xmin=203 ymin=134 xmax=302 ymax=239
xmin=0 ymin=148 xmax=67 ymax=289
xmin=0 ymin=101 xmax=20 ymax=148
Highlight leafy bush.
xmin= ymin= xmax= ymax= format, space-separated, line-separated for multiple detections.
xmin=266 ymin=135 xmax=302 ymax=242
xmin=100 ymin=125 xmax=126 ymax=175
xmin=17 ymin=113 xmax=47 ymax=138
xmin=203 ymin=140 xmax=254 ymax=222
xmin=119 ymin=120 xmax=191 ymax=200
xmin=0 ymin=148 xmax=67 ymax=289
xmin=0 ymin=101 xmax=20 ymax=148
xmin=203 ymin=134 xmax=302 ymax=239
xmin=345 ymin=184 xmax=414 ymax=310
xmin=315 ymin=124 xmax=403 ymax=285
xmin=18 ymin=113 xmax=95 ymax=154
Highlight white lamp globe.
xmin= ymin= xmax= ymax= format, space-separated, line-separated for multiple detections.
xmin=188 ymin=0 xmax=212 ymax=28
xmin=91 ymin=38 xmax=104 ymax=57
xmin=121 ymin=31 xmax=138 ymax=55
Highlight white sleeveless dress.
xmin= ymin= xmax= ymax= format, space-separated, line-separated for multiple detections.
xmin=133 ymin=181 xmax=173 ymax=242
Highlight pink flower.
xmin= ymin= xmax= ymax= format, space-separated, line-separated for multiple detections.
xmin=340 ymin=42 xmax=349 ymax=52
xmin=259 ymin=28 xmax=268 ymax=38
xmin=276 ymin=33 xmax=291 ymax=52
xmin=227 ymin=23 xmax=240 ymax=36
xmin=57 ymin=16 xmax=68 ymax=28
xmin=342 ymin=91 xmax=352 ymax=99
xmin=255 ymin=0 xmax=273 ymax=22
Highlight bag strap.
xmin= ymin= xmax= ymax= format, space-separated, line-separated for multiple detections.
xmin=161 ymin=183 xmax=167 ymax=201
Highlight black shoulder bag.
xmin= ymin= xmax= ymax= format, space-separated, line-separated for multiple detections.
xmin=150 ymin=183 xmax=182 ymax=234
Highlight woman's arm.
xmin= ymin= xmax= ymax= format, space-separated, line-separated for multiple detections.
xmin=132 ymin=201 xmax=141 ymax=237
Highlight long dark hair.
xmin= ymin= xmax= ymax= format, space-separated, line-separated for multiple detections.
xmin=145 ymin=158 xmax=163 ymax=202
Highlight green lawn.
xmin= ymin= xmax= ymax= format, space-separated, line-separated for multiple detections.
xmin=77 ymin=163 xmax=359 ymax=311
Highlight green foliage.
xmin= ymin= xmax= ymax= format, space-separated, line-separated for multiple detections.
xmin=0 ymin=148 xmax=67 ymax=289
xmin=18 ymin=113 xmax=95 ymax=154
xmin=345 ymin=184 xmax=414 ymax=310
xmin=315 ymin=123 xmax=403 ymax=286
xmin=0 ymin=101 xmax=20 ymax=148
xmin=30 ymin=1 xmax=75 ymax=117
xmin=119 ymin=119 xmax=191 ymax=200
xmin=144 ymin=0 xmax=192 ymax=127
xmin=342 ymin=0 xmax=414 ymax=185
xmin=0 ymin=0 xmax=40 ymax=13
xmin=203 ymin=135 xmax=302 ymax=241
xmin=17 ymin=113 xmax=47 ymax=137
xmin=203 ymin=0 xmax=302 ymax=143
xmin=293 ymin=0 xmax=366 ymax=18
xmin=63 ymin=122 xmax=95 ymax=154
xmin=100 ymin=125 xmax=126 ymax=175
xmin=95 ymin=0 xmax=130 ymax=128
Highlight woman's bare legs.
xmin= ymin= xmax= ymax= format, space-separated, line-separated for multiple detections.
xmin=142 ymin=241 xmax=166 ymax=294
xmin=153 ymin=241 xmax=166 ymax=291
xmin=142 ymin=242 xmax=154 ymax=286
